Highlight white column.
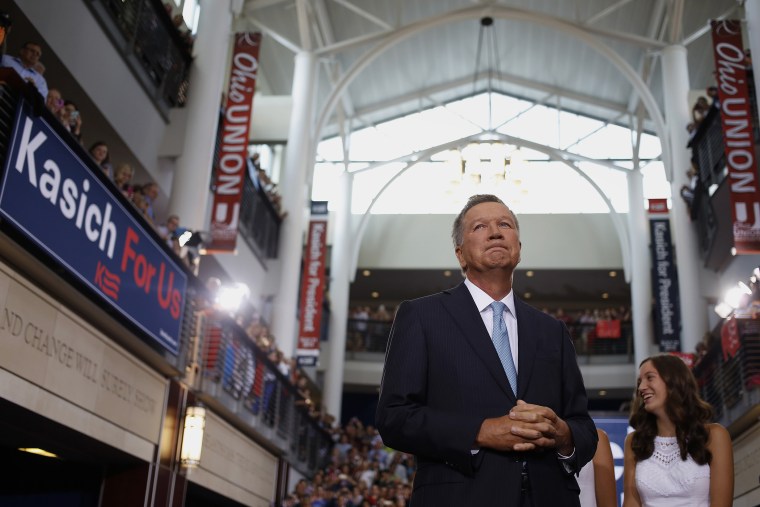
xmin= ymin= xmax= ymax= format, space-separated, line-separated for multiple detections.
xmin=627 ymin=170 xmax=655 ymax=367
xmin=167 ymin=0 xmax=233 ymax=230
xmin=323 ymin=171 xmax=353 ymax=419
xmin=661 ymin=45 xmax=706 ymax=353
xmin=271 ymin=52 xmax=318 ymax=359
xmin=746 ymin=0 xmax=760 ymax=121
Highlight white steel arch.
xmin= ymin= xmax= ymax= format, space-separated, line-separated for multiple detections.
xmin=312 ymin=4 xmax=672 ymax=182
xmin=346 ymin=132 xmax=633 ymax=284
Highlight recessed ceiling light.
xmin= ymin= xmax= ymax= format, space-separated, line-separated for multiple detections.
xmin=526 ymin=270 xmax=534 ymax=277
xmin=362 ymin=270 xmax=371 ymax=277
xmin=443 ymin=270 xmax=452 ymax=277
xmin=18 ymin=448 xmax=59 ymax=459
xmin=371 ymin=291 xmax=379 ymax=298
xmin=601 ymin=293 xmax=609 ymax=299
xmin=609 ymin=271 xmax=617 ymax=277
xmin=524 ymin=292 xmax=531 ymax=299
xmin=599 ymin=390 xmax=607 ymax=396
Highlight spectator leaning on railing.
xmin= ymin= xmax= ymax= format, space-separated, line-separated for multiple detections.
xmin=0 ymin=40 xmax=48 ymax=99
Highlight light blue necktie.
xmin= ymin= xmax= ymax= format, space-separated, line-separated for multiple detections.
xmin=490 ymin=301 xmax=517 ymax=395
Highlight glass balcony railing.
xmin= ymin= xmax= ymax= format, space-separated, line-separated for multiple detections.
xmin=191 ymin=310 xmax=332 ymax=474
xmin=345 ymin=318 xmax=633 ymax=363
xmin=692 ymin=320 xmax=760 ymax=432
xmin=85 ymin=0 xmax=192 ymax=113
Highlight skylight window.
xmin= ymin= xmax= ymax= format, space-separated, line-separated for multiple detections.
xmin=312 ymin=91 xmax=667 ymax=214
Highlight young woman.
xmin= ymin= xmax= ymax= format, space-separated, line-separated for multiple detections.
xmin=623 ymin=354 xmax=733 ymax=507
xmin=88 ymin=141 xmax=113 ymax=180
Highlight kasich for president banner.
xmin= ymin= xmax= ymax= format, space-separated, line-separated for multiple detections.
xmin=0 ymin=100 xmax=187 ymax=355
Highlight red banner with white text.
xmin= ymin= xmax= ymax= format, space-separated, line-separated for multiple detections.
xmin=297 ymin=202 xmax=329 ymax=366
xmin=207 ymin=32 xmax=261 ymax=253
xmin=711 ymin=20 xmax=760 ymax=253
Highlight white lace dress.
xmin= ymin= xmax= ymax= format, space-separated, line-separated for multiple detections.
xmin=635 ymin=436 xmax=711 ymax=506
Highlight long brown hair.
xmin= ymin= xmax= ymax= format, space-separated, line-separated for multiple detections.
xmin=629 ymin=354 xmax=713 ymax=465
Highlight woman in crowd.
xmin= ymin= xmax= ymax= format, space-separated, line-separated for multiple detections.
xmin=623 ymin=354 xmax=733 ymax=507
xmin=60 ymin=99 xmax=82 ymax=142
xmin=578 ymin=428 xmax=617 ymax=507
xmin=88 ymin=141 xmax=113 ymax=180
xmin=113 ymin=162 xmax=134 ymax=198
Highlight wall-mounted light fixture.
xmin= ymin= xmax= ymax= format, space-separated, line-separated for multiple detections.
xmin=215 ymin=283 xmax=250 ymax=314
xmin=180 ymin=406 xmax=206 ymax=468
xmin=714 ymin=281 xmax=753 ymax=319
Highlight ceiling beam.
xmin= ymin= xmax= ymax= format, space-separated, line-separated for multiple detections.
xmin=584 ymin=0 xmax=635 ymax=26
xmin=681 ymin=4 xmax=739 ymax=47
xmin=348 ymin=131 xmax=634 ymax=174
xmin=314 ymin=4 xmax=668 ymax=58
xmin=245 ymin=0 xmax=290 ymax=10
xmin=244 ymin=17 xmax=301 ymax=53
xmin=330 ymin=0 xmax=394 ymax=30
xmin=348 ymin=71 xmax=628 ymax=123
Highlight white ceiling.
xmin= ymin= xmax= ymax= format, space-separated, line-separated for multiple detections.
xmin=242 ymin=0 xmax=737 ymax=139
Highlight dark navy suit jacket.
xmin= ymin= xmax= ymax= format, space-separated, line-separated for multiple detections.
xmin=376 ymin=282 xmax=597 ymax=506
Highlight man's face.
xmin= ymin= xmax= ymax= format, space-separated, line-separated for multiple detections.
xmin=145 ymin=184 xmax=158 ymax=199
xmin=455 ymin=201 xmax=521 ymax=275
xmin=46 ymin=89 xmax=62 ymax=112
xmin=167 ymin=216 xmax=179 ymax=232
xmin=19 ymin=43 xmax=42 ymax=68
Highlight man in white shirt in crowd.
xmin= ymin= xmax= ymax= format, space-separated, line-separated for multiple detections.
xmin=1 ymin=41 xmax=48 ymax=99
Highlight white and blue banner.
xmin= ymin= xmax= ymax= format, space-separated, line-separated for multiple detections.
xmin=648 ymin=199 xmax=681 ymax=352
xmin=594 ymin=416 xmax=630 ymax=507
xmin=0 ymin=101 xmax=186 ymax=355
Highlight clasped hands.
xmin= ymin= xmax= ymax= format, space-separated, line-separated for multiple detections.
xmin=475 ymin=400 xmax=573 ymax=454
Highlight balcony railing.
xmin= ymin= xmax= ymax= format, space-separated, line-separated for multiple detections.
xmin=688 ymin=73 xmax=760 ymax=268
xmin=692 ymin=320 xmax=760 ymax=434
xmin=345 ymin=318 xmax=633 ymax=363
xmin=238 ymin=171 xmax=282 ymax=259
xmin=689 ymin=106 xmax=725 ymax=189
xmin=85 ymin=0 xmax=192 ymax=113
xmin=192 ymin=310 xmax=332 ymax=474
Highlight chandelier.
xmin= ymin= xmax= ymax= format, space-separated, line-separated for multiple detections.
xmin=443 ymin=17 xmax=529 ymax=192
xmin=445 ymin=142 xmax=526 ymax=186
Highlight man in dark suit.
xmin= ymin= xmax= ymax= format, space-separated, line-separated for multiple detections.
xmin=376 ymin=194 xmax=597 ymax=506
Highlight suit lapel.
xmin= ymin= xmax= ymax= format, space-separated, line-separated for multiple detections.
xmin=514 ymin=298 xmax=537 ymax=400
xmin=442 ymin=283 xmax=515 ymax=399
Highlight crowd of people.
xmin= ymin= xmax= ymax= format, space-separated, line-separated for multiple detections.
xmin=681 ymin=83 xmax=721 ymax=219
xmin=282 ymin=418 xmax=415 ymax=506
xmin=251 ymin=153 xmax=288 ymax=220
xmin=347 ymin=303 xmax=632 ymax=355
xmin=0 ymin=20 xmax=198 ymax=269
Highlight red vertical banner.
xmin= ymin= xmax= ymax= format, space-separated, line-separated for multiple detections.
xmin=297 ymin=202 xmax=329 ymax=366
xmin=710 ymin=20 xmax=760 ymax=253
xmin=207 ymin=33 xmax=262 ymax=253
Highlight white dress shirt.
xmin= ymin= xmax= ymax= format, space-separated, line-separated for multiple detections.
xmin=464 ymin=277 xmax=518 ymax=372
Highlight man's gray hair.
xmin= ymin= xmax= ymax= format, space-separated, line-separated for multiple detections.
xmin=451 ymin=194 xmax=519 ymax=247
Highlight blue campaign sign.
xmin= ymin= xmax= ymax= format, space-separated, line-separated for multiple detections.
xmin=594 ymin=416 xmax=631 ymax=507
xmin=0 ymin=101 xmax=186 ymax=355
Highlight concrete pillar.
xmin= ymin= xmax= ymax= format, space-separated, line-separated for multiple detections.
xmin=323 ymin=170 xmax=353 ymax=420
xmin=271 ymin=51 xmax=318 ymax=358
xmin=661 ymin=45 xmax=707 ymax=353
xmin=168 ymin=0 xmax=234 ymax=230
xmin=627 ymin=170 xmax=655 ymax=368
